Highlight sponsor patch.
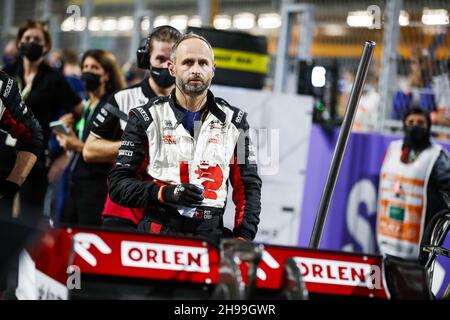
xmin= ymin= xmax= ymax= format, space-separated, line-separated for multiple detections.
xmin=293 ymin=257 xmax=382 ymax=289
xmin=235 ymin=110 xmax=244 ymax=124
xmin=121 ymin=241 xmax=210 ymax=273
xmin=122 ymin=140 xmax=135 ymax=147
xmin=136 ymin=107 xmax=150 ymax=122
xmin=118 ymin=150 xmax=133 ymax=157
xmin=163 ymin=135 xmax=176 ymax=144
xmin=3 ymin=78 xmax=13 ymax=98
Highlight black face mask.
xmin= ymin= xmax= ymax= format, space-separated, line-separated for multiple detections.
xmin=81 ymin=72 xmax=102 ymax=92
xmin=150 ymin=66 xmax=174 ymax=88
xmin=404 ymin=125 xmax=430 ymax=149
xmin=19 ymin=42 xmax=44 ymax=62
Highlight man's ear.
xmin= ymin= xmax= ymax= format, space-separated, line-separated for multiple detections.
xmin=168 ymin=61 xmax=176 ymax=76
xmin=212 ymin=63 xmax=216 ymax=76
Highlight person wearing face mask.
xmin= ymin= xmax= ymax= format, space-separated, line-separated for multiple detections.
xmin=82 ymin=26 xmax=182 ymax=231
xmin=54 ymin=50 xmax=125 ymax=227
xmin=0 ymin=20 xmax=83 ymax=217
xmin=376 ymin=106 xmax=450 ymax=263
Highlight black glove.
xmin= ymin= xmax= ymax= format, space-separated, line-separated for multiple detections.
xmin=160 ymin=183 xmax=204 ymax=207
xmin=0 ymin=71 xmax=21 ymax=109
xmin=0 ymin=180 xmax=20 ymax=200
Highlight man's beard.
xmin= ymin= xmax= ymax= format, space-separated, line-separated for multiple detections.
xmin=178 ymin=76 xmax=211 ymax=95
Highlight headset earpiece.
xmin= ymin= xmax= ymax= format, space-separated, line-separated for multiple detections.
xmin=136 ymin=45 xmax=150 ymax=69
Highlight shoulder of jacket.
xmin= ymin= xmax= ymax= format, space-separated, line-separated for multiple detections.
xmin=130 ymin=105 xmax=153 ymax=125
xmin=214 ymin=97 xmax=247 ymax=126
xmin=228 ymin=106 xmax=247 ymax=129
xmin=129 ymin=96 xmax=169 ymax=122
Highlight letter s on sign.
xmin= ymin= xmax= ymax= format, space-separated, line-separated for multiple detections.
xmin=344 ymin=179 xmax=377 ymax=253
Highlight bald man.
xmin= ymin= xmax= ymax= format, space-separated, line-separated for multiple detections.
xmin=108 ymin=33 xmax=262 ymax=245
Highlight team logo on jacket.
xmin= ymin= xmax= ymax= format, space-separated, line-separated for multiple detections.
xmin=208 ymin=120 xmax=225 ymax=131
xmin=195 ymin=162 xmax=224 ymax=200
xmin=163 ymin=120 xmax=175 ymax=131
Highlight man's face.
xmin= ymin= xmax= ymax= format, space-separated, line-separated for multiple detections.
xmin=169 ymin=38 xmax=215 ymax=96
xmin=405 ymin=114 xmax=428 ymax=130
xmin=149 ymin=40 xmax=173 ymax=68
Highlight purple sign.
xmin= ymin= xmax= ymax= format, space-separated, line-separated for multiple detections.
xmin=299 ymin=124 xmax=450 ymax=297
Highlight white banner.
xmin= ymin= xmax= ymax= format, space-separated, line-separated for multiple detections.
xmin=212 ymin=85 xmax=313 ymax=245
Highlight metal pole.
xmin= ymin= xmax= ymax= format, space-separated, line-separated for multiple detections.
xmin=42 ymin=0 xmax=52 ymax=22
xmin=309 ymin=41 xmax=376 ymax=249
xmin=273 ymin=4 xmax=292 ymax=93
xmin=377 ymin=0 xmax=402 ymax=132
xmin=81 ymin=0 xmax=93 ymax=52
xmin=198 ymin=0 xmax=212 ymax=27
xmin=128 ymin=0 xmax=145 ymax=63
xmin=297 ymin=6 xmax=314 ymax=61
xmin=274 ymin=3 xmax=314 ymax=93
xmin=1 ymin=0 xmax=14 ymax=53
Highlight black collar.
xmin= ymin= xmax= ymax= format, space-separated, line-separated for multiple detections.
xmin=168 ymin=89 xmax=226 ymax=124
xmin=141 ymin=77 xmax=156 ymax=99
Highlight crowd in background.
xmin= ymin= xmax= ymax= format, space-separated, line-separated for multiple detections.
xmin=1 ymin=18 xmax=450 ymax=228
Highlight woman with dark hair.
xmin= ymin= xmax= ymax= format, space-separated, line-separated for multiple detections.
xmin=56 ymin=49 xmax=125 ymax=226
xmin=0 ymin=20 xmax=83 ymax=216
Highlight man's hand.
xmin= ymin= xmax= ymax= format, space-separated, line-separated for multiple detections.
xmin=0 ymin=71 xmax=21 ymax=108
xmin=59 ymin=112 xmax=75 ymax=128
xmin=0 ymin=180 xmax=20 ymax=200
xmin=55 ymin=130 xmax=84 ymax=153
xmin=159 ymin=183 xmax=204 ymax=207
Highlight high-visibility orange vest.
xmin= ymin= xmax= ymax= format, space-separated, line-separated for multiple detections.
xmin=377 ymin=140 xmax=442 ymax=260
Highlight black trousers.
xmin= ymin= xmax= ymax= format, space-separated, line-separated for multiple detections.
xmin=62 ymin=178 xmax=107 ymax=227
xmin=102 ymin=216 xmax=138 ymax=232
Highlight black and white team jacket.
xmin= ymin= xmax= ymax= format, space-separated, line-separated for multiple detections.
xmin=109 ymin=89 xmax=262 ymax=240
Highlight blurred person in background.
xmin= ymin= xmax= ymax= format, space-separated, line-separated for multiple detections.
xmin=45 ymin=49 xmax=86 ymax=223
xmin=377 ymin=106 xmax=450 ymax=264
xmin=0 ymin=20 xmax=83 ymax=216
xmin=353 ymin=69 xmax=381 ymax=132
xmin=430 ymin=60 xmax=450 ymax=131
xmin=122 ymin=60 xmax=148 ymax=87
xmin=393 ymin=49 xmax=436 ymax=120
xmin=1 ymin=39 xmax=18 ymax=72
xmin=55 ymin=49 xmax=85 ymax=99
xmin=83 ymin=25 xmax=182 ymax=231
xmin=55 ymin=49 xmax=125 ymax=227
